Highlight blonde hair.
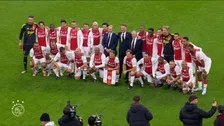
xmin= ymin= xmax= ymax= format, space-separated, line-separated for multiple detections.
xmin=162 ymin=26 xmax=169 ymax=31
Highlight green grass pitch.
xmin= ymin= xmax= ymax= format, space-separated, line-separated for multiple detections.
xmin=1 ymin=1 xmax=224 ymax=126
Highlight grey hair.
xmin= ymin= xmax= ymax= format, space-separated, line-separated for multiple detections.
xmin=131 ymin=30 xmax=137 ymax=34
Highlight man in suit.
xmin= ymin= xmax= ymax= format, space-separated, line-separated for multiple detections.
xmin=118 ymin=24 xmax=132 ymax=78
xmin=130 ymin=30 xmax=143 ymax=61
xmin=102 ymin=25 xmax=118 ymax=57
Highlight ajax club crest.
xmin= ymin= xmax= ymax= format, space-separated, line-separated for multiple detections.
xmin=11 ymin=100 xmax=25 ymax=117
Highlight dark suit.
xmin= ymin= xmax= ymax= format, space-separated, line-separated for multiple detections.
xmin=130 ymin=38 xmax=143 ymax=61
xmin=118 ymin=32 xmax=132 ymax=78
xmin=102 ymin=32 xmax=118 ymax=57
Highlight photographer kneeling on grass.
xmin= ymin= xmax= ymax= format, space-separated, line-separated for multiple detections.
xmin=58 ymin=101 xmax=83 ymax=126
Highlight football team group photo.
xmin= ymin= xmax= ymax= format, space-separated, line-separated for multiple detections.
xmin=2 ymin=1 xmax=224 ymax=126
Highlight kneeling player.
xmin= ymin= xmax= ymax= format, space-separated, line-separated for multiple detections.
xmin=181 ymin=61 xmax=194 ymax=94
xmin=74 ymin=48 xmax=88 ymax=81
xmin=154 ymin=57 xmax=170 ymax=87
xmin=46 ymin=40 xmax=65 ymax=76
xmin=188 ymin=44 xmax=212 ymax=95
xmin=30 ymin=42 xmax=47 ymax=76
xmin=166 ymin=61 xmax=181 ymax=90
xmin=123 ymin=50 xmax=137 ymax=89
xmin=89 ymin=47 xmax=106 ymax=81
xmin=136 ymin=52 xmax=157 ymax=87
xmin=53 ymin=47 xmax=74 ymax=79
xmin=105 ymin=50 xmax=120 ymax=85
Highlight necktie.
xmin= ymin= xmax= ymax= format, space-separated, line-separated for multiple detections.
xmin=122 ymin=33 xmax=125 ymax=42
xmin=131 ymin=39 xmax=135 ymax=50
xmin=108 ymin=33 xmax=111 ymax=47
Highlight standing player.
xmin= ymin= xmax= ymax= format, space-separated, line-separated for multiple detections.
xmin=146 ymin=28 xmax=157 ymax=58
xmin=188 ymin=44 xmax=212 ymax=95
xmin=105 ymin=50 xmax=120 ymax=84
xmin=90 ymin=22 xmax=103 ymax=53
xmin=155 ymin=28 xmax=164 ymax=57
xmin=67 ymin=21 xmax=83 ymax=51
xmin=166 ymin=61 xmax=181 ymax=90
xmin=181 ymin=61 xmax=194 ymax=94
xmin=29 ymin=42 xmax=46 ymax=76
xmin=36 ymin=21 xmax=48 ymax=47
xmin=81 ymin=23 xmax=93 ymax=57
xmin=137 ymin=25 xmax=148 ymax=55
xmin=136 ymin=52 xmax=157 ymax=87
xmin=74 ymin=48 xmax=88 ymax=81
xmin=172 ymin=33 xmax=183 ymax=67
xmin=89 ymin=47 xmax=106 ymax=81
xmin=154 ymin=57 xmax=170 ymax=87
xmin=48 ymin=24 xmax=59 ymax=45
xmin=123 ymin=50 xmax=137 ymax=89
xmin=182 ymin=37 xmax=202 ymax=87
xmin=53 ymin=47 xmax=74 ymax=80
xmin=58 ymin=20 xmax=71 ymax=46
xmin=19 ymin=16 xmax=38 ymax=74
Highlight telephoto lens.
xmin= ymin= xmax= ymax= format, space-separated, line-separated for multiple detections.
xmin=95 ymin=114 xmax=102 ymax=126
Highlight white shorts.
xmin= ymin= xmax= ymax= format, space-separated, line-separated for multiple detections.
xmin=198 ymin=58 xmax=212 ymax=74
xmin=99 ymin=69 xmax=104 ymax=78
xmin=49 ymin=55 xmax=56 ymax=60
xmin=75 ymin=69 xmax=82 ymax=77
xmin=46 ymin=63 xmax=51 ymax=68
xmin=93 ymin=69 xmax=104 ymax=78
xmin=33 ymin=57 xmax=46 ymax=65
xmin=75 ymin=68 xmax=87 ymax=77
xmin=82 ymin=47 xmax=90 ymax=57
xmin=155 ymin=71 xmax=167 ymax=80
xmin=181 ymin=78 xmax=195 ymax=85
xmin=141 ymin=70 xmax=153 ymax=83
xmin=174 ymin=60 xmax=182 ymax=68
xmin=187 ymin=62 xmax=195 ymax=73
xmin=182 ymin=80 xmax=194 ymax=91
xmin=58 ymin=62 xmax=70 ymax=70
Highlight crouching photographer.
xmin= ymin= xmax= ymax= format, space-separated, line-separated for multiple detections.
xmin=58 ymin=101 xmax=83 ymax=126
xmin=88 ymin=114 xmax=102 ymax=126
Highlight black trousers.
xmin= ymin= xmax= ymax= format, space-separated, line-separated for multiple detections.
xmin=23 ymin=44 xmax=33 ymax=70
xmin=119 ymin=51 xmax=126 ymax=79
xmin=164 ymin=55 xmax=174 ymax=63
xmin=23 ymin=44 xmax=33 ymax=56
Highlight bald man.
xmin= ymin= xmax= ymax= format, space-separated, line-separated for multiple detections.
xmin=166 ymin=61 xmax=181 ymax=89
xmin=130 ymin=30 xmax=143 ymax=61
xmin=89 ymin=47 xmax=106 ymax=81
xmin=74 ymin=48 xmax=88 ymax=81
xmin=181 ymin=61 xmax=194 ymax=94
xmin=102 ymin=25 xmax=118 ymax=57
xmin=90 ymin=21 xmax=104 ymax=53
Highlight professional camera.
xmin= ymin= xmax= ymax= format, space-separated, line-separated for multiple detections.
xmin=65 ymin=101 xmax=83 ymax=124
xmin=66 ymin=101 xmax=78 ymax=118
xmin=89 ymin=114 xmax=102 ymax=126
